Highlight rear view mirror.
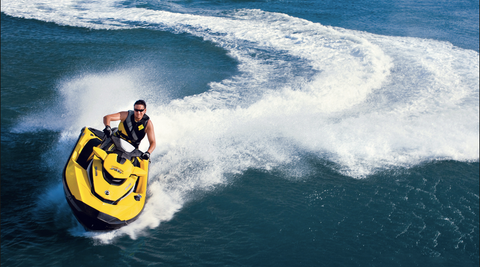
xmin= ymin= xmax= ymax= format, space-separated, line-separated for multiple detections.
xmin=93 ymin=147 xmax=108 ymax=161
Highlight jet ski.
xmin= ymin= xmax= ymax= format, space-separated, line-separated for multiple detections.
xmin=63 ymin=127 xmax=149 ymax=231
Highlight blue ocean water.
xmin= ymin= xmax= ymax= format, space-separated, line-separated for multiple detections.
xmin=1 ymin=0 xmax=479 ymax=266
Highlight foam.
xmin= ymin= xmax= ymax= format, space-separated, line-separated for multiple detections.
xmin=5 ymin=0 xmax=478 ymax=242
xmin=12 ymin=66 xmax=163 ymax=135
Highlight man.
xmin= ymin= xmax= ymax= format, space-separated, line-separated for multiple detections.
xmin=103 ymin=100 xmax=156 ymax=160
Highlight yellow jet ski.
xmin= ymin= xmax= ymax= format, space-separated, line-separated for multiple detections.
xmin=63 ymin=127 xmax=149 ymax=231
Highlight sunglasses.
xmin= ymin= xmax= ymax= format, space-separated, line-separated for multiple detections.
xmin=134 ymin=109 xmax=145 ymax=112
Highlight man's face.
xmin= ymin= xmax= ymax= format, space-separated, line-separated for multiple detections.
xmin=133 ymin=104 xmax=146 ymax=121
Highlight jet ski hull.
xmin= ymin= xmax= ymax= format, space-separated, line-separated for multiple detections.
xmin=63 ymin=127 xmax=149 ymax=231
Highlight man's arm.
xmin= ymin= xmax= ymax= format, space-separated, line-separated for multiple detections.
xmin=103 ymin=111 xmax=128 ymax=126
xmin=145 ymin=120 xmax=156 ymax=154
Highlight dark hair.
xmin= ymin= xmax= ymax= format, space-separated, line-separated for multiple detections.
xmin=134 ymin=100 xmax=147 ymax=108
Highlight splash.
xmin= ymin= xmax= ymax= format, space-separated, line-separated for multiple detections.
xmin=4 ymin=0 xmax=478 ymax=242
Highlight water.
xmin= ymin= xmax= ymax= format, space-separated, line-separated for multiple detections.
xmin=1 ymin=0 xmax=478 ymax=266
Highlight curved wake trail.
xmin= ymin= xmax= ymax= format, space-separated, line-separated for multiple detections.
xmin=3 ymin=0 xmax=478 ymax=242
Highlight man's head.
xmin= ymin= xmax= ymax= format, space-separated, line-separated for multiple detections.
xmin=133 ymin=100 xmax=147 ymax=121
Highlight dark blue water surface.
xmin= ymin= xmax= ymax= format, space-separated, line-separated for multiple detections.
xmin=1 ymin=0 xmax=478 ymax=266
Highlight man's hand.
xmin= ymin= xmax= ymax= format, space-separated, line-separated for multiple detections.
xmin=103 ymin=125 xmax=112 ymax=138
xmin=141 ymin=152 xmax=150 ymax=160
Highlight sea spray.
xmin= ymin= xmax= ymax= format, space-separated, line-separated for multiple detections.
xmin=5 ymin=1 xmax=478 ymax=242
